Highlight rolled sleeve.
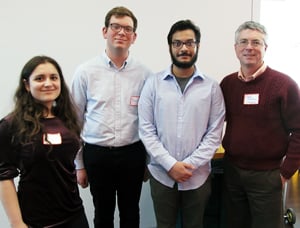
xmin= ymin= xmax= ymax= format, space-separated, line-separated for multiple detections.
xmin=0 ymin=118 xmax=19 ymax=180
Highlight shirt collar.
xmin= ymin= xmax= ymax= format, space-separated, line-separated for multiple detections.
xmin=102 ymin=51 xmax=129 ymax=69
xmin=163 ymin=65 xmax=205 ymax=80
xmin=238 ymin=62 xmax=267 ymax=82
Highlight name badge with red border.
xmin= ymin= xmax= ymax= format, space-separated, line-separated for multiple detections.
xmin=130 ymin=96 xmax=139 ymax=106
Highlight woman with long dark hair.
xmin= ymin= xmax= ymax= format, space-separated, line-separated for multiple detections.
xmin=0 ymin=56 xmax=89 ymax=228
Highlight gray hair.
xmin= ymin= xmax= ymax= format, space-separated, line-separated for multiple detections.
xmin=235 ymin=21 xmax=268 ymax=45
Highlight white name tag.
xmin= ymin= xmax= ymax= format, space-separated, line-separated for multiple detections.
xmin=43 ymin=133 xmax=62 ymax=145
xmin=130 ymin=96 xmax=139 ymax=106
xmin=244 ymin=93 xmax=259 ymax=105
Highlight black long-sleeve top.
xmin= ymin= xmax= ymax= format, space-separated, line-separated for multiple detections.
xmin=0 ymin=117 xmax=84 ymax=227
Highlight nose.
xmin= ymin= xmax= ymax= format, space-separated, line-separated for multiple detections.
xmin=117 ymin=27 xmax=126 ymax=34
xmin=44 ymin=78 xmax=53 ymax=87
xmin=181 ymin=43 xmax=189 ymax=50
xmin=246 ymin=43 xmax=254 ymax=48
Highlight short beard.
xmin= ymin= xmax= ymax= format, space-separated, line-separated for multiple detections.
xmin=170 ymin=47 xmax=198 ymax=69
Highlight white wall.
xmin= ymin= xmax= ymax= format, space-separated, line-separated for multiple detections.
xmin=0 ymin=1 xmax=259 ymax=227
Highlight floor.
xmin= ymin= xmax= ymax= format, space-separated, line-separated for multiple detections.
xmin=284 ymin=171 xmax=300 ymax=228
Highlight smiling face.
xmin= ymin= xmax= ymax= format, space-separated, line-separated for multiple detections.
xmin=235 ymin=29 xmax=267 ymax=69
xmin=103 ymin=15 xmax=137 ymax=53
xmin=24 ymin=62 xmax=61 ymax=110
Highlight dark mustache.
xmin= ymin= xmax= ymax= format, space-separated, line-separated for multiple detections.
xmin=177 ymin=53 xmax=191 ymax=57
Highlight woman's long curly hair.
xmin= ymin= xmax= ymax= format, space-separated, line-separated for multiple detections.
xmin=10 ymin=55 xmax=81 ymax=145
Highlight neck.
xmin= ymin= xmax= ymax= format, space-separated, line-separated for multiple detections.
xmin=43 ymin=105 xmax=55 ymax=118
xmin=106 ymin=48 xmax=129 ymax=68
xmin=43 ymin=112 xmax=55 ymax=118
xmin=241 ymin=62 xmax=264 ymax=78
xmin=172 ymin=65 xmax=195 ymax=78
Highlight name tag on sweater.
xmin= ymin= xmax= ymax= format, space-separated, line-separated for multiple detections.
xmin=43 ymin=133 xmax=62 ymax=145
xmin=244 ymin=93 xmax=259 ymax=105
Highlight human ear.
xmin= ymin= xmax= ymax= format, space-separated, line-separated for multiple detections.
xmin=23 ymin=79 xmax=30 ymax=92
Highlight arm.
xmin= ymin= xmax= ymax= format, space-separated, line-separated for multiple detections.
xmin=71 ymin=67 xmax=89 ymax=187
xmin=138 ymin=76 xmax=178 ymax=172
xmin=0 ymin=179 xmax=28 ymax=228
xmin=0 ymin=119 xmax=27 ymax=227
xmin=139 ymin=93 xmax=194 ymax=182
xmin=74 ymin=142 xmax=88 ymax=188
xmin=76 ymin=169 xmax=88 ymax=188
xmin=183 ymin=82 xmax=225 ymax=168
xmin=71 ymin=67 xmax=88 ymax=123
xmin=280 ymin=81 xmax=300 ymax=179
xmin=138 ymin=76 xmax=195 ymax=182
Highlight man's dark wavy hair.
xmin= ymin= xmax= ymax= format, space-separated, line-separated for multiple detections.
xmin=167 ymin=19 xmax=201 ymax=45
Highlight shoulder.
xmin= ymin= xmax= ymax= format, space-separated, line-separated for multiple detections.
xmin=265 ymin=67 xmax=298 ymax=89
xmin=220 ymin=72 xmax=239 ymax=87
xmin=126 ymin=57 xmax=153 ymax=77
xmin=141 ymin=70 xmax=167 ymax=93
xmin=221 ymin=72 xmax=238 ymax=82
xmin=200 ymin=73 xmax=219 ymax=84
xmin=198 ymin=74 xmax=224 ymax=97
xmin=72 ymin=56 xmax=107 ymax=86
xmin=144 ymin=69 xmax=170 ymax=85
xmin=266 ymin=67 xmax=295 ymax=81
xmin=0 ymin=115 xmax=14 ymax=137
xmin=74 ymin=56 xmax=104 ymax=75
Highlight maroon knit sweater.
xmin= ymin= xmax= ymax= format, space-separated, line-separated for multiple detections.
xmin=220 ymin=66 xmax=300 ymax=179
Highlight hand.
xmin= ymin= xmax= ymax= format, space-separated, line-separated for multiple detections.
xmin=168 ymin=162 xmax=195 ymax=183
xmin=76 ymin=169 xmax=89 ymax=188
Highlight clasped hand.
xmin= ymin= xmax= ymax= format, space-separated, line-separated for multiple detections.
xmin=168 ymin=161 xmax=195 ymax=183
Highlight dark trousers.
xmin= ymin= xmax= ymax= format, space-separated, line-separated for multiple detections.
xmin=150 ymin=175 xmax=211 ymax=228
xmin=223 ymin=159 xmax=284 ymax=228
xmin=83 ymin=141 xmax=146 ymax=228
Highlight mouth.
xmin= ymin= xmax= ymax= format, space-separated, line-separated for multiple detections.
xmin=41 ymin=90 xmax=57 ymax=94
xmin=115 ymin=37 xmax=126 ymax=42
xmin=243 ymin=51 xmax=255 ymax=56
xmin=178 ymin=55 xmax=191 ymax=60
xmin=42 ymin=89 xmax=56 ymax=92
xmin=243 ymin=53 xmax=255 ymax=58
xmin=178 ymin=53 xmax=191 ymax=57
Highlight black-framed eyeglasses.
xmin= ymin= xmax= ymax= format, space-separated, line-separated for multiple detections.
xmin=109 ymin=23 xmax=134 ymax=34
xmin=171 ymin=40 xmax=198 ymax=49
xmin=236 ymin=39 xmax=265 ymax=48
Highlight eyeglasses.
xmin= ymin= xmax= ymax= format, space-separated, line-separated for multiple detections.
xmin=171 ymin=40 xmax=198 ymax=49
xmin=236 ymin=39 xmax=265 ymax=48
xmin=109 ymin=23 xmax=134 ymax=34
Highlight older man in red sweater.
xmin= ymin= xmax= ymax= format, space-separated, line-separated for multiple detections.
xmin=220 ymin=21 xmax=300 ymax=228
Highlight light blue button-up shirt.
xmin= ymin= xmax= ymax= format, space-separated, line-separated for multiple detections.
xmin=138 ymin=66 xmax=225 ymax=190
xmin=72 ymin=52 xmax=152 ymax=169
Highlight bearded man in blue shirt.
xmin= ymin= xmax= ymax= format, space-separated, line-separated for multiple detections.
xmin=138 ymin=19 xmax=225 ymax=228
